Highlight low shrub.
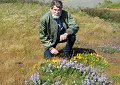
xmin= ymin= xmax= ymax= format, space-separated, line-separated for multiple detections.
xmin=81 ymin=8 xmax=120 ymax=22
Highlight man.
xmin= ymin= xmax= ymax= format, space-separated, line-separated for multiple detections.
xmin=39 ymin=0 xmax=79 ymax=59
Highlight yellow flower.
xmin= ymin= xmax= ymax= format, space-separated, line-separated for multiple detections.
xmin=52 ymin=59 xmax=58 ymax=63
xmin=95 ymin=59 xmax=98 ymax=62
xmin=51 ymin=59 xmax=59 ymax=67
xmin=77 ymin=54 xmax=81 ymax=56
xmin=33 ymin=63 xmax=40 ymax=70
xmin=95 ymin=53 xmax=99 ymax=57
xmin=92 ymin=53 xmax=98 ymax=56
xmin=77 ymin=55 xmax=82 ymax=60
xmin=84 ymin=60 xmax=87 ymax=63
xmin=97 ymin=57 xmax=99 ymax=59
xmin=90 ymin=53 xmax=93 ymax=55
xmin=73 ymin=56 xmax=77 ymax=60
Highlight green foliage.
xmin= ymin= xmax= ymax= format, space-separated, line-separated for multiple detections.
xmin=105 ymin=3 xmax=120 ymax=9
xmin=71 ymin=53 xmax=108 ymax=70
xmin=98 ymin=0 xmax=112 ymax=7
xmin=98 ymin=1 xmax=120 ymax=9
xmin=26 ymin=53 xmax=110 ymax=85
xmin=81 ymin=8 xmax=120 ymax=22
xmin=82 ymin=1 xmax=120 ymax=22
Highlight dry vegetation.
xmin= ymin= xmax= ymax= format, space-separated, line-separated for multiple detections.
xmin=0 ymin=3 xmax=120 ymax=85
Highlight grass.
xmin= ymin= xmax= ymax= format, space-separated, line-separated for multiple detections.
xmin=0 ymin=2 xmax=120 ymax=85
xmin=0 ymin=3 xmax=48 ymax=85
xmin=98 ymin=1 xmax=120 ymax=9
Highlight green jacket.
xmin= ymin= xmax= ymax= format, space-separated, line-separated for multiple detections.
xmin=39 ymin=10 xmax=79 ymax=50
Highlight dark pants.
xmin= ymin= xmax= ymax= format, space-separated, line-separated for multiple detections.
xmin=44 ymin=34 xmax=76 ymax=58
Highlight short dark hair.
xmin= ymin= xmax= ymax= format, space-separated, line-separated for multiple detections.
xmin=50 ymin=0 xmax=63 ymax=9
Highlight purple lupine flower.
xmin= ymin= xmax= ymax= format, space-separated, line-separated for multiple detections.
xmin=79 ymin=67 xmax=85 ymax=72
xmin=66 ymin=61 xmax=73 ymax=68
xmin=86 ymin=79 xmax=91 ymax=85
xmin=71 ymin=61 xmax=76 ymax=68
xmin=92 ymin=69 xmax=97 ymax=76
xmin=78 ymin=63 xmax=84 ymax=68
xmin=91 ymin=80 xmax=95 ymax=84
xmin=30 ymin=72 xmax=40 ymax=85
xmin=61 ymin=60 xmax=67 ymax=66
xmin=91 ymin=71 xmax=96 ymax=77
xmin=65 ymin=62 xmax=71 ymax=68
xmin=63 ymin=65 xmax=67 ymax=68
xmin=98 ymin=74 xmax=107 ymax=84
xmin=93 ymin=75 xmax=98 ymax=82
xmin=85 ymin=67 xmax=91 ymax=72
xmin=75 ymin=64 xmax=79 ymax=69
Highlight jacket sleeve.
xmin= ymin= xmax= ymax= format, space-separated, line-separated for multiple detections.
xmin=66 ymin=13 xmax=79 ymax=35
xmin=39 ymin=18 xmax=53 ymax=50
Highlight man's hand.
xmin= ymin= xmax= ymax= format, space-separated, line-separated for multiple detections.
xmin=60 ymin=33 xmax=68 ymax=41
xmin=50 ymin=48 xmax=59 ymax=55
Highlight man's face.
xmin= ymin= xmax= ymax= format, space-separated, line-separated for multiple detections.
xmin=50 ymin=5 xmax=62 ymax=19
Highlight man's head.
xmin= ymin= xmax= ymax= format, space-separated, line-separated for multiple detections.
xmin=50 ymin=0 xmax=63 ymax=19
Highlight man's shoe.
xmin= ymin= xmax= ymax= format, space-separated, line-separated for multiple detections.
xmin=62 ymin=53 xmax=71 ymax=60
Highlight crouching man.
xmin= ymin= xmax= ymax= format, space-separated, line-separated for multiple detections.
xmin=39 ymin=0 xmax=79 ymax=59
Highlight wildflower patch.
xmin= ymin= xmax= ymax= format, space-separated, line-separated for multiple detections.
xmin=71 ymin=53 xmax=108 ymax=70
xmin=25 ymin=53 xmax=111 ymax=85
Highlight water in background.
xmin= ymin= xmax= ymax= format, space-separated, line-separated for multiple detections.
xmin=40 ymin=0 xmax=120 ymax=8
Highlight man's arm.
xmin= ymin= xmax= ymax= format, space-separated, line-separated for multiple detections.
xmin=59 ymin=13 xmax=79 ymax=41
xmin=39 ymin=18 xmax=53 ymax=50
xmin=66 ymin=13 xmax=79 ymax=35
xmin=39 ymin=18 xmax=59 ymax=54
